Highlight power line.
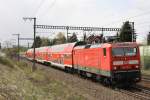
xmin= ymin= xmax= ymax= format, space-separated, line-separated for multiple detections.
xmin=34 ymin=0 xmax=56 ymax=18
xmin=104 ymin=10 xmax=150 ymax=26
xmin=136 ymin=21 xmax=150 ymax=25
xmin=34 ymin=0 xmax=47 ymax=16
xmin=39 ymin=0 xmax=56 ymax=17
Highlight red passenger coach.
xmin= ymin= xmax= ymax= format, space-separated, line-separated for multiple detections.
xmin=35 ymin=47 xmax=49 ymax=63
xmin=49 ymin=43 xmax=80 ymax=69
xmin=26 ymin=49 xmax=34 ymax=60
xmin=25 ymin=47 xmax=50 ymax=63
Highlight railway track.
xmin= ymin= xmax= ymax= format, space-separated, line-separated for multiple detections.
xmin=142 ymin=75 xmax=150 ymax=82
xmin=117 ymin=85 xmax=150 ymax=100
xmin=115 ymin=74 xmax=150 ymax=100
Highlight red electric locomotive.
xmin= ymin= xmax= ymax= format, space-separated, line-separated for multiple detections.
xmin=25 ymin=42 xmax=141 ymax=85
xmin=73 ymin=42 xmax=141 ymax=85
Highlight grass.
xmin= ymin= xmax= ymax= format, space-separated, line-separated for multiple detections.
xmin=141 ymin=56 xmax=150 ymax=75
xmin=142 ymin=69 xmax=150 ymax=76
xmin=143 ymin=56 xmax=150 ymax=69
xmin=0 ymin=57 xmax=86 ymax=100
xmin=0 ymin=57 xmax=14 ymax=68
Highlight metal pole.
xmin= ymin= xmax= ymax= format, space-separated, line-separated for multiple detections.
xmin=102 ymin=27 xmax=104 ymax=43
xmin=132 ymin=22 xmax=135 ymax=42
xmin=12 ymin=34 xmax=20 ymax=61
xmin=130 ymin=22 xmax=135 ymax=42
xmin=0 ymin=42 xmax=1 ymax=49
xmin=33 ymin=18 xmax=36 ymax=71
xmin=18 ymin=34 xmax=20 ymax=61
xmin=23 ymin=17 xmax=37 ymax=71
xmin=28 ymin=42 xmax=29 ymax=49
xmin=66 ymin=26 xmax=69 ymax=42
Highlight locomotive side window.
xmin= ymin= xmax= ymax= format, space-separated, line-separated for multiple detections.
xmin=103 ymin=48 xmax=106 ymax=56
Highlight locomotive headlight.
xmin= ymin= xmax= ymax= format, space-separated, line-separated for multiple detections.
xmin=135 ymin=66 xmax=139 ymax=68
xmin=129 ymin=60 xmax=139 ymax=64
xmin=113 ymin=66 xmax=117 ymax=70
xmin=113 ymin=61 xmax=123 ymax=65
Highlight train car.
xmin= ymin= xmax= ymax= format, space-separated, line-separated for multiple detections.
xmin=49 ymin=42 xmax=83 ymax=70
xmin=25 ymin=49 xmax=34 ymax=60
xmin=73 ymin=42 xmax=141 ymax=85
xmin=25 ymin=42 xmax=141 ymax=85
xmin=25 ymin=47 xmax=50 ymax=63
xmin=36 ymin=47 xmax=50 ymax=63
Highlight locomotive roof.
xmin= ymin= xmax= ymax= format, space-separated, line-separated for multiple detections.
xmin=111 ymin=42 xmax=138 ymax=47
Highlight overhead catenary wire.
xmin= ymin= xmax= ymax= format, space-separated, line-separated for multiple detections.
xmin=34 ymin=0 xmax=47 ymax=16
xmin=103 ymin=10 xmax=150 ymax=40
xmin=39 ymin=0 xmax=56 ymax=17
xmin=104 ymin=10 xmax=150 ymax=27
xmin=34 ymin=0 xmax=57 ymax=18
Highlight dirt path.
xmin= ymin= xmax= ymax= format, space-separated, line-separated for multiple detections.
xmin=24 ymin=59 xmax=140 ymax=100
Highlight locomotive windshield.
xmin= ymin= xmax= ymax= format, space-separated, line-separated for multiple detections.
xmin=112 ymin=47 xmax=137 ymax=56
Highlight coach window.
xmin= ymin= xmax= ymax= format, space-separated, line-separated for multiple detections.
xmin=103 ymin=48 xmax=106 ymax=56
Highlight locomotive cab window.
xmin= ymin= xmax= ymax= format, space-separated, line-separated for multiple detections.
xmin=112 ymin=47 xmax=137 ymax=56
xmin=124 ymin=47 xmax=137 ymax=56
xmin=103 ymin=48 xmax=106 ymax=56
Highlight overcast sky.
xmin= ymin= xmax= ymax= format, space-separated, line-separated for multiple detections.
xmin=0 ymin=0 xmax=150 ymax=47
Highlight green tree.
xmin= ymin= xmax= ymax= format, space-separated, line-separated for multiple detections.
xmin=32 ymin=36 xmax=42 ymax=48
xmin=119 ymin=21 xmax=133 ymax=42
xmin=41 ymin=37 xmax=51 ymax=46
xmin=53 ymin=32 xmax=67 ymax=44
xmin=68 ymin=33 xmax=78 ymax=43
xmin=49 ymin=39 xmax=54 ymax=46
